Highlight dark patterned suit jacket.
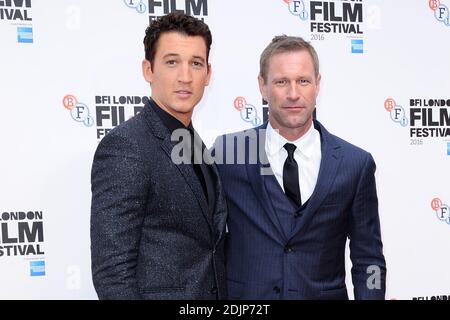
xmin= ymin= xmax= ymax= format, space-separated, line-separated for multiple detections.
xmin=90 ymin=101 xmax=227 ymax=299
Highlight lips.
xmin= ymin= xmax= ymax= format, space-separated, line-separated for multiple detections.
xmin=175 ymin=90 xmax=192 ymax=98
xmin=283 ymin=105 xmax=305 ymax=109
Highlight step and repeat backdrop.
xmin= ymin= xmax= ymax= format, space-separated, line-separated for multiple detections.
xmin=0 ymin=0 xmax=449 ymax=299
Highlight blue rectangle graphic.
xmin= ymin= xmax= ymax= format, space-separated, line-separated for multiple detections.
xmin=30 ymin=260 xmax=45 ymax=276
xmin=447 ymin=142 xmax=450 ymax=155
xmin=17 ymin=27 xmax=33 ymax=43
xmin=351 ymin=39 xmax=363 ymax=54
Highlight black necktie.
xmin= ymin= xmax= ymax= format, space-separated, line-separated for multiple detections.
xmin=283 ymin=143 xmax=301 ymax=207
xmin=188 ymin=126 xmax=209 ymax=203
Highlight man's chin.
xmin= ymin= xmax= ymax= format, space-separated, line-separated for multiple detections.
xmin=173 ymin=100 xmax=200 ymax=112
xmin=282 ymin=119 xmax=311 ymax=129
xmin=172 ymin=104 xmax=196 ymax=114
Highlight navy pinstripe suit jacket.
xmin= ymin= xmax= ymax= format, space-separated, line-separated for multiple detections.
xmin=214 ymin=120 xmax=386 ymax=300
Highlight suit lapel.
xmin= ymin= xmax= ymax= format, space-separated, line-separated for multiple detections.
xmin=142 ymin=103 xmax=214 ymax=232
xmin=209 ymin=162 xmax=227 ymax=245
xmin=290 ymin=120 xmax=342 ymax=238
xmin=246 ymin=125 xmax=288 ymax=244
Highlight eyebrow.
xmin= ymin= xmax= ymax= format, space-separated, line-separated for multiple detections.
xmin=162 ymin=53 xmax=179 ymax=60
xmin=192 ymin=55 xmax=206 ymax=63
xmin=272 ymin=75 xmax=313 ymax=81
xmin=162 ymin=53 xmax=206 ymax=63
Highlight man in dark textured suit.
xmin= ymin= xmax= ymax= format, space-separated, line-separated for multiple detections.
xmin=214 ymin=36 xmax=386 ymax=299
xmin=90 ymin=13 xmax=227 ymax=300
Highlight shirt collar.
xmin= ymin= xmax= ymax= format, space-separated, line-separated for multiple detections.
xmin=266 ymin=121 xmax=318 ymax=159
xmin=149 ymin=97 xmax=192 ymax=134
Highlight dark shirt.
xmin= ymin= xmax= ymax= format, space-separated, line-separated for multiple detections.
xmin=149 ymin=98 xmax=209 ymax=200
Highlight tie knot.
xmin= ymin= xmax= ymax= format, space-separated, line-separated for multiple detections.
xmin=284 ymin=143 xmax=297 ymax=157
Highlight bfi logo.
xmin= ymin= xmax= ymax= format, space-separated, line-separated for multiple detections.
xmin=384 ymin=98 xmax=409 ymax=127
xmin=63 ymin=95 xmax=94 ymax=127
xmin=431 ymin=197 xmax=450 ymax=225
xmin=233 ymin=97 xmax=262 ymax=127
xmin=123 ymin=0 xmax=147 ymax=13
xmin=287 ymin=0 xmax=309 ymax=21
xmin=429 ymin=0 xmax=450 ymax=26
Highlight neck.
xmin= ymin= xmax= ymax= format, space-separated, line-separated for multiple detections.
xmin=172 ymin=112 xmax=192 ymax=127
xmin=151 ymin=97 xmax=192 ymax=127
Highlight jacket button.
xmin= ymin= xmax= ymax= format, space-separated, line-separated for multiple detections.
xmin=284 ymin=246 xmax=293 ymax=253
xmin=273 ymin=286 xmax=281 ymax=293
xmin=294 ymin=212 xmax=302 ymax=218
xmin=210 ymin=287 xmax=218 ymax=295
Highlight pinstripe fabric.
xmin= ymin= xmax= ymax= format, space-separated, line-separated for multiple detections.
xmin=214 ymin=120 xmax=386 ymax=300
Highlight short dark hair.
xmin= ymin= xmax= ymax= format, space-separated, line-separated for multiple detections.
xmin=259 ymin=35 xmax=320 ymax=82
xmin=143 ymin=13 xmax=212 ymax=68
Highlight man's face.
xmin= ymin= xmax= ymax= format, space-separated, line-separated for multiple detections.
xmin=143 ymin=32 xmax=211 ymax=126
xmin=259 ymin=50 xmax=321 ymax=139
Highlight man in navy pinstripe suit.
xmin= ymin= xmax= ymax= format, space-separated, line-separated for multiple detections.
xmin=214 ymin=35 xmax=386 ymax=300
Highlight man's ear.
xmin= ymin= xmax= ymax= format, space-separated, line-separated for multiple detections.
xmin=142 ymin=59 xmax=153 ymax=84
xmin=315 ymin=73 xmax=321 ymax=96
xmin=205 ymin=63 xmax=212 ymax=86
xmin=258 ymin=75 xmax=267 ymax=101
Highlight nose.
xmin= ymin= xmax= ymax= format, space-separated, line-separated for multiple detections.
xmin=286 ymin=82 xmax=300 ymax=101
xmin=178 ymin=63 xmax=193 ymax=83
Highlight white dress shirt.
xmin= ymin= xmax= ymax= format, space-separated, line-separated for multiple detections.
xmin=265 ymin=121 xmax=322 ymax=204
